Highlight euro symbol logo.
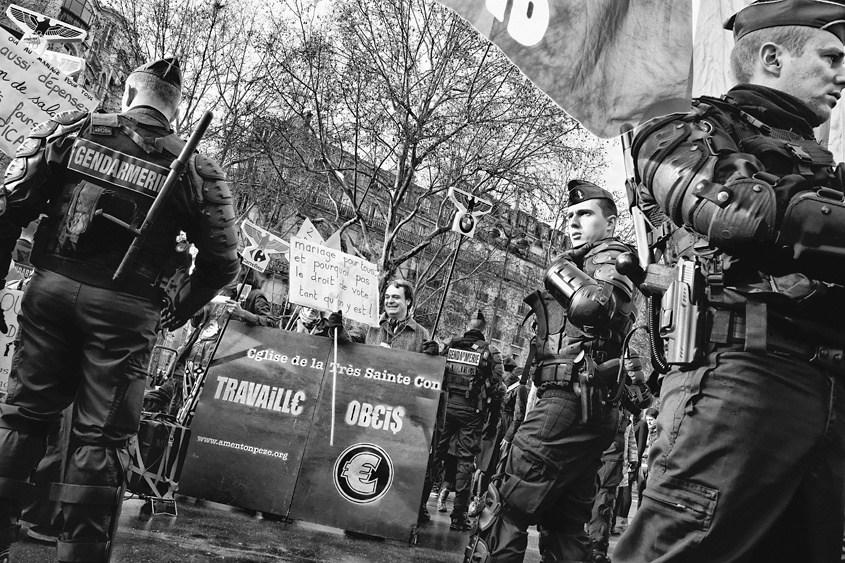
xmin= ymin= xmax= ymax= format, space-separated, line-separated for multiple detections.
xmin=341 ymin=452 xmax=381 ymax=495
xmin=333 ymin=443 xmax=393 ymax=504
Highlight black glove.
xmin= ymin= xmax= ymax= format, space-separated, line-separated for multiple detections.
xmin=421 ymin=340 xmax=439 ymax=355
xmin=161 ymin=280 xmax=217 ymax=332
xmin=326 ymin=311 xmax=343 ymax=330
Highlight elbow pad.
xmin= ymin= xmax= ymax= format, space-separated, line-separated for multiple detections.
xmin=634 ymin=115 xmax=777 ymax=246
xmin=544 ymin=257 xmax=616 ymax=330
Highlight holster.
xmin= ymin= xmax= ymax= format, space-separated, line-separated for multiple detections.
xmin=575 ymin=356 xmax=612 ymax=424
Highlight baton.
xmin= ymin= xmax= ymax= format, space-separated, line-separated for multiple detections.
xmin=114 ymin=111 xmax=214 ymax=282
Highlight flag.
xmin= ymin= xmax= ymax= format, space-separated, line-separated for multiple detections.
xmin=435 ymin=0 xmax=693 ymax=139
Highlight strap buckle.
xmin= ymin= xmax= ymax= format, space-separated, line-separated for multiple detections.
xmin=812 ymin=346 xmax=845 ymax=373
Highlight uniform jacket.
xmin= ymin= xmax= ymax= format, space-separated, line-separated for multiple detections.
xmin=0 ymin=107 xmax=239 ymax=301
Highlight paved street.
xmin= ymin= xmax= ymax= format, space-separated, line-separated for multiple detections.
xmin=10 ymin=490 xmax=628 ymax=562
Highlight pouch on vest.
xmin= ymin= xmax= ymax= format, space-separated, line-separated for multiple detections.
xmin=58 ymin=181 xmax=141 ymax=256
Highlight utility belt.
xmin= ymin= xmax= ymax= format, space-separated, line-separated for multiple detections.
xmin=534 ymin=354 xmax=622 ymax=424
xmin=35 ymin=254 xmax=162 ymax=301
xmin=707 ymin=304 xmax=845 ymax=374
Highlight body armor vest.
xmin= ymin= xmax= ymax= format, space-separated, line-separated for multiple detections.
xmin=444 ymin=335 xmax=491 ymax=407
xmin=528 ymin=241 xmax=634 ymax=385
xmin=34 ymin=112 xmax=187 ymax=299
xmin=660 ymin=97 xmax=843 ymax=306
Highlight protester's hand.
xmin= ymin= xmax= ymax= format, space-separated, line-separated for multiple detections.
xmin=422 ymin=340 xmax=439 ymax=355
xmin=326 ymin=311 xmax=343 ymax=330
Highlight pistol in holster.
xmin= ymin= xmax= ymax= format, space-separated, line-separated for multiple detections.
xmin=574 ymin=356 xmax=621 ymax=423
xmin=659 ymin=257 xmax=707 ymax=366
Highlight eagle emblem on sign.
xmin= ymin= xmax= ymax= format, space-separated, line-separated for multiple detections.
xmin=239 ymin=219 xmax=289 ymax=273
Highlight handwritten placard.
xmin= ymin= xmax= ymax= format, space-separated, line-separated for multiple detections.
xmin=0 ymin=287 xmax=23 ymax=397
xmin=0 ymin=27 xmax=98 ymax=156
xmin=288 ymin=236 xmax=380 ymax=326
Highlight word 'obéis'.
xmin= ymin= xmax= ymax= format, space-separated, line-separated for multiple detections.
xmin=344 ymin=401 xmax=404 ymax=434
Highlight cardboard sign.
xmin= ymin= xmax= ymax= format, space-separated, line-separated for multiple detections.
xmin=0 ymin=27 xmax=98 ymax=156
xmin=289 ymin=342 xmax=445 ymax=541
xmin=288 ymin=236 xmax=379 ymax=326
xmin=0 ymin=287 xmax=23 ymax=396
xmin=178 ymin=323 xmax=330 ymax=515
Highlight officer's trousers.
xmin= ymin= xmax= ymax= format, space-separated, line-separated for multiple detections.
xmin=472 ymin=388 xmax=617 ymax=562
xmin=0 ymin=270 xmax=159 ymax=562
xmin=587 ymin=458 xmax=623 ymax=555
xmin=614 ymin=348 xmax=845 ymax=563
xmin=435 ymin=405 xmax=483 ymax=521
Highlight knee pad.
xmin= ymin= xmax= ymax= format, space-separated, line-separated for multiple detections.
xmin=464 ymin=534 xmax=491 ymax=563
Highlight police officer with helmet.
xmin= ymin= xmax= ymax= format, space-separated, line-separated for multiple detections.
xmin=435 ymin=310 xmax=504 ymax=531
xmin=465 ymin=180 xmax=640 ymax=563
xmin=0 ymin=57 xmax=239 ymax=563
xmin=613 ymin=1 xmax=845 ymax=561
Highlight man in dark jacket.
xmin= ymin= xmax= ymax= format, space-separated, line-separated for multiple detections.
xmin=0 ymin=57 xmax=239 ymax=563
xmin=615 ymin=2 xmax=845 ymax=561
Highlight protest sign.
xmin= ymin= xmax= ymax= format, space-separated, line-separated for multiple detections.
xmin=179 ymin=327 xmax=445 ymax=538
xmin=178 ymin=323 xmax=329 ymax=516
xmin=0 ymin=287 xmax=23 ymax=396
xmin=289 ymin=341 xmax=445 ymax=542
xmin=288 ymin=236 xmax=380 ymax=326
xmin=0 ymin=26 xmax=98 ymax=156
xmin=239 ymin=219 xmax=289 ymax=273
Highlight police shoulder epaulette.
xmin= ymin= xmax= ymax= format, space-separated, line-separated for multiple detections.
xmin=90 ymin=113 xmax=119 ymax=136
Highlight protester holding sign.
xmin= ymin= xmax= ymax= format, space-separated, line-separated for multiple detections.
xmin=363 ymin=279 xmax=437 ymax=354
xmin=0 ymin=57 xmax=239 ymax=563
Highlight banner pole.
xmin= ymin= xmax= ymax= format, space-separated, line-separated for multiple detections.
xmin=330 ymin=327 xmax=338 ymax=446
xmin=431 ymin=235 xmax=463 ymax=336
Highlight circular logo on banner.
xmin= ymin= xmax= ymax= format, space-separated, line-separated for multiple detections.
xmin=333 ymin=443 xmax=394 ymax=504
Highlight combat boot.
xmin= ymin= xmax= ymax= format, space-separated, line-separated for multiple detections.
xmin=437 ymin=488 xmax=449 ymax=512
xmin=450 ymin=513 xmax=473 ymax=532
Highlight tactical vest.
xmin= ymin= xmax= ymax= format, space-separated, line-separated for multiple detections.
xmin=528 ymin=240 xmax=635 ymax=385
xmin=444 ymin=336 xmax=492 ymax=407
xmin=658 ymin=96 xmax=843 ymax=305
xmin=33 ymin=112 xmax=188 ymax=300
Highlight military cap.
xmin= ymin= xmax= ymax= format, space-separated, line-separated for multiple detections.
xmin=567 ymin=180 xmax=615 ymax=206
xmin=470 ymin=309 xmax=486 ymax=322
xmin=725 ymin=0 xmax=845 ymax=43
xmin=130 ymin=56 xmax=182 ymax=90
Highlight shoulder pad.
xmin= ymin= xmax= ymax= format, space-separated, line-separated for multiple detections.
xmin=54 ymin=110 xmax=89 ymax=126
xmin=29 ymin=119 xmax=58 ymax=139
xmin=14 ymin=137 xmax=42 ymax=158
xmin=194 ymin=154 xmax=226 ymax=181
xmin=594 ymin=263 xmax=635 ymax=297
xmin=587 ymin=240 xmax=632 ymax=261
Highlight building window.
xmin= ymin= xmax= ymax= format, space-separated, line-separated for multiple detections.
xmin=60 ymin=0 xmax=94 ymax=29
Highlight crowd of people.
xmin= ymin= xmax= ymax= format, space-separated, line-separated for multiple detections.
xmin=0 ymin=1 xmax=845 ymax=562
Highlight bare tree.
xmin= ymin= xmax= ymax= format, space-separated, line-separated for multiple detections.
xmin=258 ymin=0 xmax=604 ymax=294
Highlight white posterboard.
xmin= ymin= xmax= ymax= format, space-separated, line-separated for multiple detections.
xmin=288 ymin=236 xmax=379 ymax=326
xmin=0 ymin=287 xmax=23 ymax=396
xmin=0 ymin=27 xmax=98 ymax=156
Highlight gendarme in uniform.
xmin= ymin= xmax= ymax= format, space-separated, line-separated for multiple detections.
xmin=434 ymin=310 xmax=504 ymax=531
xmin=0 ymin=57 xmax=239 ymax=563
xmin=465 ymin=181 xmax=639 ymax=563
xmin=615 ymin=1 xmax=845 ymax=561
